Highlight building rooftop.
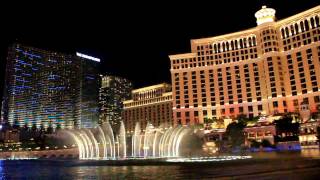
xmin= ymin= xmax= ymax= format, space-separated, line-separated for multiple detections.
xmin=168 ymin=5 xmax=320 ymax=54
xmin=131 ymin=83 xmax=171 ymax=93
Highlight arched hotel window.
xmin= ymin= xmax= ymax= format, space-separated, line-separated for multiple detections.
xmin=217 ymin=43 xmax=221 ymax=53
xmin=235 ymin=40 xmax=238 ymax=49
xmin=243 ymin=38 xmax=247 ymax=48
xmin=315 ymin=15 xmax=320 ymax=27
xmin=310 ymin=17 xmax=315 ymax=29
xmin=285 ymin=27 xmax=289 ymax=37
xmin=252 ymin=36 xmax=256 ymax=46
xmin=304 ymin=19 xmax=309 ymax=31
xmin=290 ymin=25 xmax=295 ymax=35
xmin=231 ymin=41 xmax=234 ymax=50
xmin=239 ymin=39 xmax=243 ymax=49
xmin=300 ymin=21 xmax=305 ymax=32
xmin=281 ymin=28 xmax=285 ymax=38
xmin=222 ymin=42 xmax=226 ymax=52
xmin=248 ymin=37 xmax=252 ymax=47
xmin=226 ymin=42 xmax=229 ymax=51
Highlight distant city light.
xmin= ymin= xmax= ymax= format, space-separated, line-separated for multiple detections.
xmin=76 ymin=52 xmax=100 ymax=62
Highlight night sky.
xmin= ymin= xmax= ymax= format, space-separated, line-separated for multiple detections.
xmin=0 ymin=1 xmax=318 ymax=93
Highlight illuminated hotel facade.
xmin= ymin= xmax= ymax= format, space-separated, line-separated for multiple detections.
xmin=122 ymin=83 xmax=173 ymax=134
xmin=2 ymin=44 xmax=100 ymax=129
xmin=169 ymin=6 xmax=320 ymax=125
xmin=99 ymin=75 xmax=132 ymax=133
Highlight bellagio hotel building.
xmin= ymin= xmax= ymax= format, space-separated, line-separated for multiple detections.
xmin=169 ymin=6 xmax=320 ymax=125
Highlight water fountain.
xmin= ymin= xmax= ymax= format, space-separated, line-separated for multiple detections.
xmin=66 ymin=121 xmax=192 ymax=160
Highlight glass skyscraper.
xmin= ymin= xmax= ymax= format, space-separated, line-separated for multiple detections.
xmin=78 ymin=53 xmax=101 ymax=128
xmin=1 ymin=44 xmax=100 ymax=129
xmin=99 ymin=75 xmax=132 ymax=133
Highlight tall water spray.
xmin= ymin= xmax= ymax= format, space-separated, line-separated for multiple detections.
xmin=132 ymin=122 xmax=141 ymax=157
xmin=130 ymin=122 xmax=191 ymax=158
xmin=119 ymin=121 xmax=126 ymax=158
xmin=67 ymin=120 xmax=191 ymax=160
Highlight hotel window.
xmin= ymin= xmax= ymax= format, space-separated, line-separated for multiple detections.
xmin=212 ymin=110 xmax=216 ymax=116
xmin=203 ymin=110 xmax=207 ymax=117
xmin=186 ymin=112 xmax=190 ymax=118
xmin=265 ymin=131 xmax=272 ymax=136
xmin=283 ymin=101 xmax=287 ymax=107
xmin=273 ymin=101 xmax=278 ymax=108
xmin=249 ymin=133 xmax=255 ymax=138
xmin=257 ymin=132 xmax=263 ymax=137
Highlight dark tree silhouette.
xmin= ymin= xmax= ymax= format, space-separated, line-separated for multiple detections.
xmin=250 ymin=140 xmax=260 ymax=148
xmin=274 ymin=116 xmax=299 ymax=142
xmin=261 ymin=139 xmax=272 ymax=147
xmin=225 ymin=122 xmax=246 ymax=148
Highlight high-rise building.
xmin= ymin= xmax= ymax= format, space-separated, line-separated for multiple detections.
xmin=77 ymin=53 xmax=101 ymax=129
xmin=99 ymin=75 xmax=132 ymax=132
xmin=1 ymin=44 xmax=100 ymax=129
xmin=169 ymin=6 xmax=320 ymax=125
xmin=1 ymin=95 xmax=8 ymax=125
xmin=122 ymin=83 xmax=173 ymax=134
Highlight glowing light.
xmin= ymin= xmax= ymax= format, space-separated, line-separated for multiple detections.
xmin=166 ymin=156 xmax=252 ymax=162
xmin=5 ymin=157 xmax=38 ymax=160
xmin=255 ymin=6 xmax=276 ymax=25
xmin=76 ymin=52 xmax=100 ymax=62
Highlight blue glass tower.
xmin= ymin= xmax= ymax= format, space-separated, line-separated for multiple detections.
xmin=1 ymin=44 xmax=100 ymax=129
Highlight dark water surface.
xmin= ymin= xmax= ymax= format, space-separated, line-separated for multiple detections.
xmin=1 ymin=150 xmax=320 ymax=179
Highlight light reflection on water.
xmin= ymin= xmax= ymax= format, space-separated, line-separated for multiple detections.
xmin=249 ymin=149 xmax=320 ymax=159
xmin=300 ymin=149 xmax=320 ymax=158
xmin=0 ymin=160 xmax=3 ymax=179
xmin=0 ymin=150 xmax=319 ymax=179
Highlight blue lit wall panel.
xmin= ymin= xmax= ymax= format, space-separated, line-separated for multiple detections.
xmin=3 ymin=44 xmax=81 ymax=129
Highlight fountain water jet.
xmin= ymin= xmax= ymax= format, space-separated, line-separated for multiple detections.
xmin=119 ymin=121 xmax=126 ymax=158
xmin=66 ymin=120 xmax=192 ymax=160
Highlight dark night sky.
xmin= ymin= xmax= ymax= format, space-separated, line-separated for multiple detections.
xmin=0 ymin=1 xmax=319 ymax=92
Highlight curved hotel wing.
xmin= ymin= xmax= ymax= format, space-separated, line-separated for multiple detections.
xmin=169 ymin=6 xmax=320 ymax=125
